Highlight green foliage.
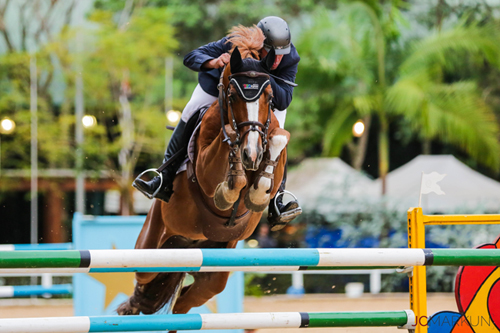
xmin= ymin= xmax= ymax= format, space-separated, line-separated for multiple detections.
xmin=387 ymin=22 xmax=500 ymax=170
xmin=400 ymin=22 xmax=500 ymax=74
xmin=0 ymin=51 xmax=75 ymax=170
xmin=42 ymin=7 xmax=179 ymax=174
xmin=244 ymin=273 xmax=267 ymax=296
xmin=387 ymin=77 xmax=500 ymax=169
xmin=291 ymin=3 xmax=395 ymax=162
xmin=94 ymin=0 xmax=338 ymax=55
xmin=293 ymin=2 xmax=500 ymax=174
xmin=0 ymin=5 xmax=179 ymax=215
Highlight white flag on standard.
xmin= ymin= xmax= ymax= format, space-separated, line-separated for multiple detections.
xmin=421 ymin=172 xmax=446 ymax=195
xmin=419 ymin=171 xmax=446 ymax=207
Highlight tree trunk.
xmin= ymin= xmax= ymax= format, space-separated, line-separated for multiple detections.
xmin=436 ymin=0 xmax=445 ymax=32
xmin=118 ymin=71 xmax=134 ymax=215
xmin=120 ymin=186 xmax=132 ymax=216
xmin=422 ymin=140 xmax=431 ymax=155
xmin=378 ymin=115 xmax=389 ymax=195
xmin=43 ymin=182 xmax=64 ymax=243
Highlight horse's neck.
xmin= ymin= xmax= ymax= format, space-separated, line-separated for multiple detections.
xmin=194 ymin=103 xmax=232 ymax=197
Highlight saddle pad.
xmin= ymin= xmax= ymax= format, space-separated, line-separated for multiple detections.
xmin=177 ymin=107 xmax=208 ymax=174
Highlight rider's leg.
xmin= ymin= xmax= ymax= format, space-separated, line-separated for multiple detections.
xmin=134 ymin=85 xmax=216 ymax=202
xmin=274 ymin=108 xmax=287 ymax=129
xmin=267 ymin=108 xmax=302 ymax=230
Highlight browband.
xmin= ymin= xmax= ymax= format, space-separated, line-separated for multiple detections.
xmin=229 ymin=71 xmax=271 ymax=103
xmin=230 ymin=78 xmax=270 ymax=103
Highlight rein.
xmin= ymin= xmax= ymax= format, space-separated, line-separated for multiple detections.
xmin=218 ymin=67 xmax=272 ymax=152
xmin=187 ymin=65 xmax=273 ymax=232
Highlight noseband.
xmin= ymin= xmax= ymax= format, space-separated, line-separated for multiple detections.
xmin=218 ymin=68 xmax=272 ymax=151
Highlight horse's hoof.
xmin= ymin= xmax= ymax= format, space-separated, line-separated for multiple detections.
xmin=244 ymin=190 xmax=269 ymax=212
xmin=116 ymin=300 xmax=140 ymax=316
xmin=214 ymin=183 xmax=234 ymax=211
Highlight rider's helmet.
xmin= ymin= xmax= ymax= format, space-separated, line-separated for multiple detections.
xmin=257 ymin=16 xmax=291 ymax=55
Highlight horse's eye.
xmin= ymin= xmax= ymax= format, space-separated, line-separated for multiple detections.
xmin=229 ymin=94 xmax=237 ymax=102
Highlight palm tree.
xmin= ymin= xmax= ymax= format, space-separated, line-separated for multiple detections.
xmin=387 ymin=23 xmax=500 ymax=170
xmin=295 ymin=2 xmax=500 ymax=193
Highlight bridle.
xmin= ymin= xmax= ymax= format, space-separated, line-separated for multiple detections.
xmin=218 ymin=67 xmax=272 ymax=152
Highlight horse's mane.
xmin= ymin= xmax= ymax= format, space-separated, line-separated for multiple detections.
xmin=226 ymin=25 xmax=265 ymax=59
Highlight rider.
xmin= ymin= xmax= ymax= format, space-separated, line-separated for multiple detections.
xmin=134 ymin=16 xmax=301 ymax=230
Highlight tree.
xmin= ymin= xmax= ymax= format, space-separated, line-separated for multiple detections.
xmin=47 ymin=7 xmax=179 ymax=214
xmin=0 ymin=5 xmax=179 ymax=215
xmin=387 ymin=22 xmax=500 ymax=170
xmin=293 ymin=1 xmax=500 ymax=193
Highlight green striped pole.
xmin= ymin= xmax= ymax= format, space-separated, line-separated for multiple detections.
xmin=0 ymin=311 xmax=415 ymax=332
xmin=0 ymin=249 xmax=499 ymax=273
xmin=307 ymin=311 xmax=412 ymax=327
xmin=0 ymin=251 xmax=82 ymax=269
xmin=430 ymin=248 xmax=500 ymax=266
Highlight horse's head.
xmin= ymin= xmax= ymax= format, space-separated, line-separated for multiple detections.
xmin=220 ymin=46 xmax=276 ymax=171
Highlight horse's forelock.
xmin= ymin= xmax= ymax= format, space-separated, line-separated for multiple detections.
xmin=226 ymin=25 xmax=265 ymax=59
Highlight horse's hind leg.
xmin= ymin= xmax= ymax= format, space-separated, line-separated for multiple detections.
xmin=117 ymin=271 xmax=186 ymax=315
xmin=117 ymin=234 xmax=192 ymax=315
xmin=172 ymin=271 xmax=230 ymax=314
xmin=172 ymin=240 xmax=237 ymax=314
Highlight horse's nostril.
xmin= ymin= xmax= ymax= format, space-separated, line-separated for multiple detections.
xmin=242 ymin=149 xmax=250 ymax=163
xmin=257 ymin=152 xmax=263 ymax=165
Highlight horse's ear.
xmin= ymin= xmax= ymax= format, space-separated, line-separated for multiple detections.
xmin=230 ymin=47 xmax=243 ymax=73
xmin=261 ymin=47 xmax=275 ymax=71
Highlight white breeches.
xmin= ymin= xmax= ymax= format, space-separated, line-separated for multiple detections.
xmin=180 ymin=84 xmax=218 ymax=122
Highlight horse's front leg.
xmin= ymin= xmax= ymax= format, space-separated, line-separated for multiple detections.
xmin=244 ymin=128 xmax=290 ymax=212
xmin=213 ymin=125 xmax=248 ymax=211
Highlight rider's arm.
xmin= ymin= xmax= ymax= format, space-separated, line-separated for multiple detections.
xmin=270 ymin=58 xmax=299 ymax=111
xmin=183 ymin=37 xmax=232 ymax=72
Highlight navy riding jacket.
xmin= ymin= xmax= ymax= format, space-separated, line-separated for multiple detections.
xmin=183 ymin=37 xmax=300 ymax=111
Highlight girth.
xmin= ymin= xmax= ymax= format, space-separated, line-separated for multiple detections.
xmin=186 ymin=161 xmax=251 ymax=242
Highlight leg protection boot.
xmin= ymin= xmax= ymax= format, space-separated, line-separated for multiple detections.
xmin=267 ymin=157 xmax=302 ymax=231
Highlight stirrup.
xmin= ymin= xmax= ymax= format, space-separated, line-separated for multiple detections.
xmin=269 ymin=190 xmax=302 ymax=232
xmin=273 ymin=190 xmax=302 ymax=219
xmin=132 ymin=168 xmax=163 ymax=200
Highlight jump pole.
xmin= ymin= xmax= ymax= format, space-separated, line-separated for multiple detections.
xmin=0 ymin=248 xmax=499 ymax=274
xmin=0 ymin=284 xmax=72 ymax=298
xmin=0 ymin=311 xmax=416 ymax=332
xmin=0 ymin=243 xmax=73 ymax=251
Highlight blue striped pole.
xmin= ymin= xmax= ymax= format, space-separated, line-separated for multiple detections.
xmin=1 ymin=248 xmax=499 ymax=274
xmin=0 ymin=311 xmax=415 ymax=332
xmin=0 ymin=284 xmax=72 ymax=298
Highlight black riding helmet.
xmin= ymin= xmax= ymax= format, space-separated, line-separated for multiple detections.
xmin=257 ymin=16 xmax=291 ymax=55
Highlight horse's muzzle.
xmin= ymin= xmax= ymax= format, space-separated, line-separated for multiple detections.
xmin=241 ymin=145 xmax=263 ymax=171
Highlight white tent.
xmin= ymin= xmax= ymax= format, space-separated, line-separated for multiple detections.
xmin=286 ymin=158 xmax=379 ymax=215
xmin=377 ymin=155 xmax=500 ymax=213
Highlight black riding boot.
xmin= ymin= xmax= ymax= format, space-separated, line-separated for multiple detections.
xmin=267 ymin=159 xmax=302 ymax=231
xmin=133 ymin=119 xmax=190 ymax=203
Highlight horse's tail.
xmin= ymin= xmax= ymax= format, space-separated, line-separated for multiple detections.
xmin=117 ymin=271 xmax=186 ymax=315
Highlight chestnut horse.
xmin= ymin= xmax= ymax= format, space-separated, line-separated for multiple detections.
xmin=117 ymin=26 xmax=289 ymax=319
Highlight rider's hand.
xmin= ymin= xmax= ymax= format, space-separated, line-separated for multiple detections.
xmin=203 ymin=53 xmax=230 ymax=69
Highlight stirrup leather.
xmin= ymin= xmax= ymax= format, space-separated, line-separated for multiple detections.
xmin=132 ymin=168 xmax=163 ymax=199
